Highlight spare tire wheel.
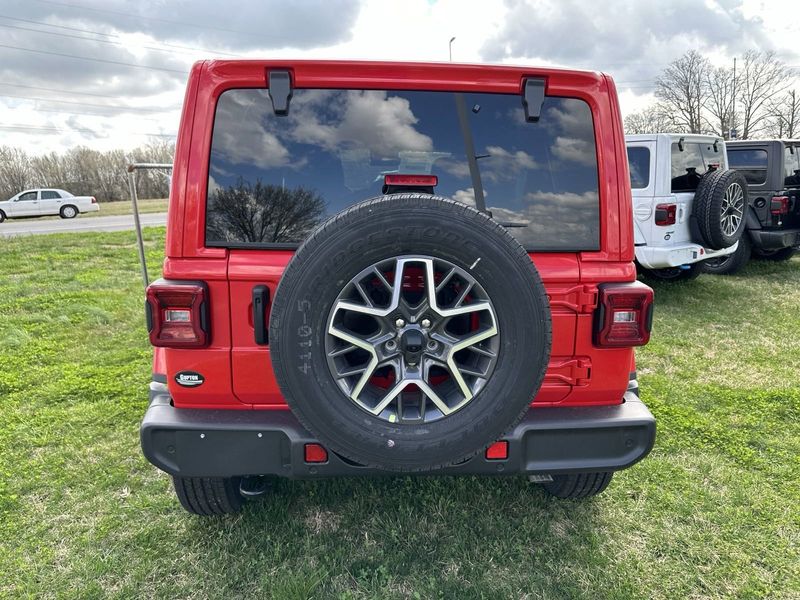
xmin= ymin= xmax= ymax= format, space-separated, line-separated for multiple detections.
xmin=693 ymin=169 xmax=748 ymax=250
xmin=269 ymin=194 xmax=552 ymax=472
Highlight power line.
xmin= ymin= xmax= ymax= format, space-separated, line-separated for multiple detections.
xmin=0 ymin=14 xmax=239 ymax=57
xmin=0 ymin=93 xmax=179 ymax=112
xmin=0 ymin=43 xmax=187 ymax=74
xmin=0 ymin=81 xmax=145 ymax=100
xmin=29 ymin=106 xmax=167 ymax=121
xmin=0 ymin=22 xmax=201 ymax=58
xmin=0 ymin=123 xmax=176 ymax=136
xmin=32 ymin=0 xmax=275 ymax=40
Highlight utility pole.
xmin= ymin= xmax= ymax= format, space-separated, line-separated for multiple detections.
xmin=730 ymin=57 xmax=737 ymax=139
xmin=449 ymin=37 xmax=456 ymax=62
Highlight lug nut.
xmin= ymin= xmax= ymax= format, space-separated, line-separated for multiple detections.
xmin=385 ymin=340 xmax=397 ymax=350
xmin=395 ymin=318 xmax=405 ymax=328
xmin=421 ymin=318 xmax=431 ymax=328
xmin=427 ymin=340 xmax=437 ymax=350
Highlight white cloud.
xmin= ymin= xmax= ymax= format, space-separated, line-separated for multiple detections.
xmin=1 ymin=0 xmax=796 ymax=152
xmin=551 ymin=136 xmax=595 ymax=167
xmin=211 ymin=92 xmax=292 ymax=169
xmin=451 ymin=187 xmax=484 ymax=207
xmin=289 ymin=90 xmax=433 ymax=157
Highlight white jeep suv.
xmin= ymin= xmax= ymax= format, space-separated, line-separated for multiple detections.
xmin=626 ymin=134 xmax=747 ymax=281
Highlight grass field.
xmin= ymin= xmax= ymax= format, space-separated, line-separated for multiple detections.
xmin=93 ymin=198 xmax=169 ymax=217
xmin=0 ymin=229 xmax=798 ymax=599
xmin=37 ymin=198 xmax=168 ymax=220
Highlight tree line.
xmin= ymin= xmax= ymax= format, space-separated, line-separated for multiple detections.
xmin=0 ymin=140 xmax=174 ymax=202
xmin=625 ymin=50 xmax=799 ymax=139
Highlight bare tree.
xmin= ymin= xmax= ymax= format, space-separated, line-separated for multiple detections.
xmin=1 ymin=141 xmax=175 ymax=201
xmin=737 ymin=50 xmax=793 ymax=139
xmin=624 ymin=105 xmax=680 ymax=134
xmin=207 ymin=179 xmax=327 ymax=244
xmin=765 ymin=89 xmax=800 ymax=139
xmin=705 ymin=66 xmax=736 ymax=138
xmin=0 ymin=147 xmax=33 ymax=200
xmin=655 ymin=50 xmax=711 ymax=134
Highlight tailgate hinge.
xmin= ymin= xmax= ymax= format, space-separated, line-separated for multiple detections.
xmin=547 ymin=285 xmax=598 ymax=314
xmin=545 ymin=357 xmax=592 ymax=386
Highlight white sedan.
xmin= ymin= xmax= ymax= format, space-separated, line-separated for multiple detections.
xmin=0 ymin=189 xmax=100 ymax=222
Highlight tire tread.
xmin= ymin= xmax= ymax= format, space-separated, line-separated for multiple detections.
xmin=172 ymin=476 xmax=243 ymax=516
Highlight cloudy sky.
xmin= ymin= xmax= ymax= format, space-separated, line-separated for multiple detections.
xmin=1 ymin=0 xmax=798 ymax=153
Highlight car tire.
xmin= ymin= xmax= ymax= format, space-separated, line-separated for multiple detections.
xmin=0 ymin=210 xmax=5 ymax=223
xmin=753 ymin=247 xmax=796 ymax=262
xmin=541 ymin=471 xmax=614 ymax=499
xmin=269 ymin=193 xmax=552 ymax=472
xmin=172 ymin=476 xmax=243 ymax=515
xmin=693 ymin=169 xmax=748 ymax=250
xmin=702 ymin=235 xmax=751 ymax=275
xmin=638 ymin=263 xmax=702 ymax=283
xmin=60 ymin=205 xmax=78 ymax=219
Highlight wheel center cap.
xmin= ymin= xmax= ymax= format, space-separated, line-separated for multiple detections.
xmin=400 ymin=328 xmax=425 ymax=365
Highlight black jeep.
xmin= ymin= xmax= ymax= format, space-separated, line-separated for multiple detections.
xmin=703 ymin=139 xmax=800 ymax=273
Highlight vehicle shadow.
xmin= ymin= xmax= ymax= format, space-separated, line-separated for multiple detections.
xmin=186 ymin=474 xmax=618 ymax=597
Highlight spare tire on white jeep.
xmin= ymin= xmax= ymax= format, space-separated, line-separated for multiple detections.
xmin=693 ymin=169 xmax=748 ymax=250
xmin=269 ymin=194 xmax=552 ymax=472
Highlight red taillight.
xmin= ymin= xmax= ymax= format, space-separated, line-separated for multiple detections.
xmin=91 ymin=196 xmax=97 ymax=204
xmin=654 ymin=203 xmax=676 ymax=226
xmin=770 ymin=196 xmax=789 ymax=215
xmin=383 ymin=174 xmax=438 ymax=187
xmin=145 ymin=281 xmax=209 ymax=348
xmin=304 ymin=443 xmax=328 ymax=463
xmin=594 ymin=281 xmax=654 ymax=347
xmin=485 ymin=441 xmax=509 ymax=460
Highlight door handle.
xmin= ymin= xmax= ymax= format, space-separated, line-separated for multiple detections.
xmin=252 ymin=285 xmax=270 ymax=345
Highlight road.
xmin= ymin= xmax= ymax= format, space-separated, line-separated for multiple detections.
xmin=0 ymin=213 xmax=167 ymax=237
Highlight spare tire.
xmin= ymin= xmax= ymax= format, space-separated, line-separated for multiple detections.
xmin=693 ymin=169 xmax=748 ymax=250
xmin=269 ymin=193 xmax=552 ymax=472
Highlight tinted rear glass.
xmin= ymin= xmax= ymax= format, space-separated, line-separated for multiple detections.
xmin=206 ymin=88 xmax=601 ymax=251
xmin=41 ymin=190 xmax=62 ymax=199
xmin=728 ymin=148 xmax=768 ymax=185
xmin=784 ymin=145 xmax=800 ymax=187
xmin=671 ymin=141 xmax=723 ymax=192
xmin=626 ymin=147 xmax=650 ymax=189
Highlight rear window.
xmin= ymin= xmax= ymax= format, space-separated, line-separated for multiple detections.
xmin=728 ymin=148 xmax=768 ymax=185
xmin=671 ymin=141 xmax=723 ymax=192
xmin=206 ymin=88 xmax=601 ymax=251
xmin=626 ymin=147 xmax=650 ymax=189
xmin=41 ymin=190 xmax=62 ymax=199
xmin=784 ymin=145 xmax=800 ymax=187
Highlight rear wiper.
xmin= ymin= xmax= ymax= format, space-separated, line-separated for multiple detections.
xmin=454 ymin=92 xmax=487 ymax=213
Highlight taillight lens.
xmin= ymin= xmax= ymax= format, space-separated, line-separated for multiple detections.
xmin=145 ymin=281 xmax=209 ymax=348
xmin=91 ymin=196 xmax=97 ymax=203
xmin=384 ymin=174 xmax=438 ymax=187
xmin=654 ymin=203 xmax=676 ymax=226
xmin=594 ymin=281 xmax=654 ymax=347
xmin=770 ymin=196 xmax=789 ymax=215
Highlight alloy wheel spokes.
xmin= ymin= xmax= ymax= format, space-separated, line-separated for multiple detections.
xmin=325 ymin=256 xmax=500 ymax=423
xmin=721 ymin=183 xmax=744 ymax=236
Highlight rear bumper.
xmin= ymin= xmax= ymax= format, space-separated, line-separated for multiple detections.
xmin=635 ymin=242 xmax=736 ymax=269
xmin=749 ymin=228 xmax=800 ymax=250
xmin=140 ymin=381 xmax=656 ymax=479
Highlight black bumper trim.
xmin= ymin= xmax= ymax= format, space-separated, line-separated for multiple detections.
xmin=141 ymin=385 xmax=656 ymax=479
xmin=749 ymin=228 xmax=800 ymax=250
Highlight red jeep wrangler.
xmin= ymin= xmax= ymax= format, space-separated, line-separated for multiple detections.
xmin=141 ymin=60 xmax=656 ymax=515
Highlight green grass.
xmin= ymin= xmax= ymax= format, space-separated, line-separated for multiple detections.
xmin=93 ymin=198 xmax=168 ymax=217
xmin=0 ymin=230 xmax=798 ymax=599
xmin=37 ymin=198 xmax=168 ymax=220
